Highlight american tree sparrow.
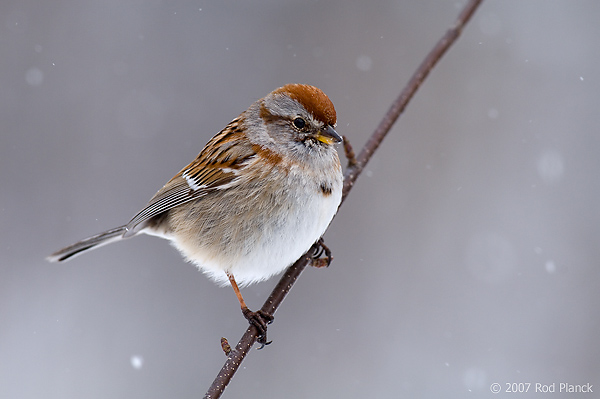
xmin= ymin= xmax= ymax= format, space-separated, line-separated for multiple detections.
xmin=48 ymin=84 xmax=343 ymax=344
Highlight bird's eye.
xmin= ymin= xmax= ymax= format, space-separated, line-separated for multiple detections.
xmin=292 ymin=117 xmax=306 ymax=130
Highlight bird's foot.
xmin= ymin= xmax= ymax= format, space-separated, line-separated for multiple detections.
xmin=311 ymin=238 xmax=333 ymax=268
xmin=242 ymin=307 xmax=274 ymax=348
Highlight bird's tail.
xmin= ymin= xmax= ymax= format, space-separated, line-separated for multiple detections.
xmin=47 ymin=225 xmax=128 ymax=262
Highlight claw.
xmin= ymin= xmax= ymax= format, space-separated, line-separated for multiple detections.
xmin=311 ymin=238 xmax=333 ymax=268
xmin=242 ymin=308 xmax=274 ymax=347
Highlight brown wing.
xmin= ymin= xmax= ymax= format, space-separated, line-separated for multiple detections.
xmin=124 ymin=118 xmax=256 ymax=236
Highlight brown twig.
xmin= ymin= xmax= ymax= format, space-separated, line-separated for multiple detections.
xmin=204 ymin=1 xmax=483 ymax=397
xmin=342 ymin=135 xmax=358 ymax=168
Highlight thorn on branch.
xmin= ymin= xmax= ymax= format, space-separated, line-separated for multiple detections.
xmin=220 ymin=337 xmax=232 ymax=356
xmin=343 ymin=135 xmax=358 ymax=168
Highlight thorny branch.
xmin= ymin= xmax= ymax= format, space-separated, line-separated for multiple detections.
xmin=204 ymin=1 xmax=483 ymax=397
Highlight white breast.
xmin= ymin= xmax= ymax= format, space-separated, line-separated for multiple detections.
xmin=166 ymin=169 xmax=342 ymax=287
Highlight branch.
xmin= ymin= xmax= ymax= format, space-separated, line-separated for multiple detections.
xmin=204 ymin=250 xmax=314 ymax=398
xmin=342 ymin=0 xmax=483 ymax=201
xmin=204 ymin=1 xmax=483 ymax=397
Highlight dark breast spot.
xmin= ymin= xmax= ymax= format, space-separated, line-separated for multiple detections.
xmin=320 ymin=182 xmax=333 ymax=196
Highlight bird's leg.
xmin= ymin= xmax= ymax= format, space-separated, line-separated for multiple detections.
xmin=311 ymin=238 xmax=333 ymax=268
xmin=226 ymin=272 xmax=273 ymax=347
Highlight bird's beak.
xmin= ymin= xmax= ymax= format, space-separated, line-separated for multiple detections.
xmin=315 ymin=125 xmax=343 ymax=145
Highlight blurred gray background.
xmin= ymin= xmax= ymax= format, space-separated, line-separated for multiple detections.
xmin=2 ymin=0 xmax=599 ymax=398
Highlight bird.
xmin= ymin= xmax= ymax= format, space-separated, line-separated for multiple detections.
xmin=47 ymin=84 xmax=343 ymax=344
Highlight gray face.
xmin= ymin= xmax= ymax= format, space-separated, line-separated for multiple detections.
xmin=249 ymin=93 xmax=337 ymax=163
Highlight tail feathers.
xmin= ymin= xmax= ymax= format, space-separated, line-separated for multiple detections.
xmin=47 ymin=225 xmax=128 ymax=263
